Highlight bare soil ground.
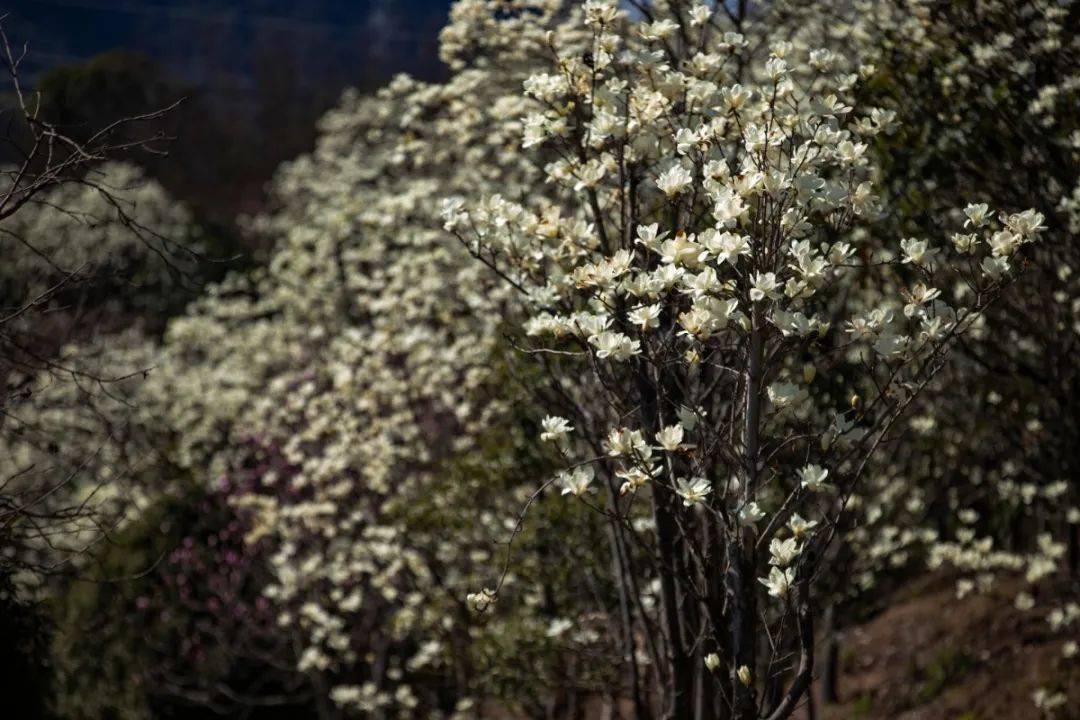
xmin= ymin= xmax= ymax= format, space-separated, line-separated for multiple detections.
xmin=819 ymin=573 xmax=1078 ymax=720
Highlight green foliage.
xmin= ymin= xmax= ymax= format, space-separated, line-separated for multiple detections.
xmin=851 ymin=694 xmax=875 ymax=718
xmin=911 ymin=647 xmax=976 ymax=703
xmin=49 ymin=502 xmax=171 ymax=720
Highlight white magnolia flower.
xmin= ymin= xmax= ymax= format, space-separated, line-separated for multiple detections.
xmin=951 ymin=232 xmax=980 ymax=253
xmin=583 ymin=0 xmax=618 ymax=26
xmin=749 ymin=271 xmax=781 ymax=301
xmin=656 ymin=165 xmax=693 ymax=196
xmin=559 ymin=466 xmax=595 ymax=497
xmin=656 ymin=424 xmax=685 ymax=452
xmin=540 ymin=416 xmax=574 ymax=442
xmin=722 ymin=83 xmax=751 ymax=110
xmin=689 ymin=4 xmax=712 ymax=26
xmin=760 ymin=566 xmax=795 ymax=600
xmin=641 ymin=18 xmax=680 ymax=41
xmin=963 ymin=202 xmax=990 ymax=227
xmin=798 ymin=464 xmax=831 ymax=492
xmin=676 ymin=477 xmax=712 ymax=506
xmin=773 ymin=310 xmax=822 ymax=338
xmin=903 ymin=283 xmax=942 ymax=317
xmin=329 ymin=686 xmax=362 ymax=707
xmin=981 ymin=255 xmax=1010 ymax=279
xmin=768 ymin=382 xmax=808 ymax=411
xmin=677 ymin=405 xmax=703 ymax=431
xmin=702 ymin=230 xmax=750 ymax=265
xmin=1005 ymin=208 xmax=1044 ymax=237
xmin=466 ymin=588 xmax=496 ymax=613
xmin=660 ymin=232 xmax=703 ymax=266
xmin=678 ymin=301 xmax=731 ymax=339
xmin=546 ymin=618 xmax=573 ymax=637
xmin=768 ymin=537 xmax=802 ymax=567
xmin=573 ymin=159 xmax=606 ymax=192
xmin=617 ymin=466 xmax=654 ymax=495
xmin=635 ymin=223 xmax=663 ymax=250
xmin=1032 ymin=688 xmax=1067 ymax=712
xmin=739 ymin=501 xmax=765 ymax=526
xmin=988 ymin=230 xmax=1021 ymax=257
xmin=590 ymin=331 xmax=641 ymax=361
xmin=704 ymin=652 xmax=721 ymax=671
xmin=607 ymin=427 xmax=650 ymax=458
xmin=737 ymin=665 xmax=752 ymax=686
xmin=628 ymin=303 xmax=662 ymax=331
xmin=713 ymin=187 xmax=749 ymax=227
xmin=874 ymin=331 xmax=908 ymax=358
xmin=787 ymin=513 xmax=818 ymax=539
xmin=900 ymin=237 xmax=936 ymax=266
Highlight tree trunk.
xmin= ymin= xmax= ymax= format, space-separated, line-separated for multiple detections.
xmin=731 ymin=304 xmax=765 ymax=720
xmin=636 ymin=360 xmax=692 ymax=720
xmin=820 ymin=605 xmax=840 ymax=704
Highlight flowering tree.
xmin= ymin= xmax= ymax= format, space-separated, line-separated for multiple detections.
xmin=0 ymin=161 xmax=195 ymax=589
xmin=0 ymin=17 xmax=190 ymax=594
xmin=836 ymin=1 xmax=1080 ymax=710
xmin=446 ymin=2 xmax=1043 ymax=717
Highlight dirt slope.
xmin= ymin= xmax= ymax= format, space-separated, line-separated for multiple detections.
xmin=819 ymin=574 xmax=1078 ymax=720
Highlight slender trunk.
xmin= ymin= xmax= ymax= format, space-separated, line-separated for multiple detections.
xmin=1068 ymin=516 xmax=1079 ymax=577
xmin=610 ymin=522 xmax=649 ymax=720
xmin=731 ymin=304 xmax=765 ymax=719
xmin=820 ymin=605 xmax=839 ymax=704
xmin=652 ymin=484 xmax=693 ymax=719
xmin=763 ymin=581 xmax=815 ymax=720
xmin=728 ymin=535 xmax=758 ymax=720
xmin=635 ymin=347 xmax=691 ymax=720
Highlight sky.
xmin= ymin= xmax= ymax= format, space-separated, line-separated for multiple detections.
xmin=0 ymin=0 xmax=456 ymax=219
xmin=4 ymin=0 xmax=454 ymax=103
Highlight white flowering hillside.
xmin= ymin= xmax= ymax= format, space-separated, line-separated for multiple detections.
xmin=4 ymin=2 xmax=1078 ymax=719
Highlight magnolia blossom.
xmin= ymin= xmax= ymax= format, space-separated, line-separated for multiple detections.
xmin=607 ymin=427 xmax=651 ymax=458
xmin=799 ymin=464 xmax=831 ymax=492
xmin=676 ymin=477 xmax=712 ymax=507
xmin=590 ymin=331 xmax=641 ymax=360
xmin=19 ymin=2 xmax=1067 ymax=717
xmin=656 ymin=164 xmax=693 ymax=196
xmin=559 ymin=467 xmax=595 ymax=497
xmin=900 ymin=237 xmax=936 ymax=266
xmin=739 ymin=501 xmax=765 ymax=526
xmin=964 ymin=202 xmax=990 ymax=227
xmin=655 ymin=425 xmax=685 ymax=452
xmin=628 ymin=303 xmax=662 ymax=331
xmin=769 ymin=537 xmax=802 ymax=567
xmin=540 ymin=416 xmax=574 ymax=442
xmin=466 ymin=588 xmax=496 ymax=613
xmin=787 ymin=513 xmax=818 ymax=539
xmin=952 ymin=232 xmax=980 ymax=253
xmin=749 ymin=271 xmax=782 ymax=301
xmin=760 ymin=567 xmax=796 ymax=600
xmin=617 ymin=466 xmax=653 ymax=495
